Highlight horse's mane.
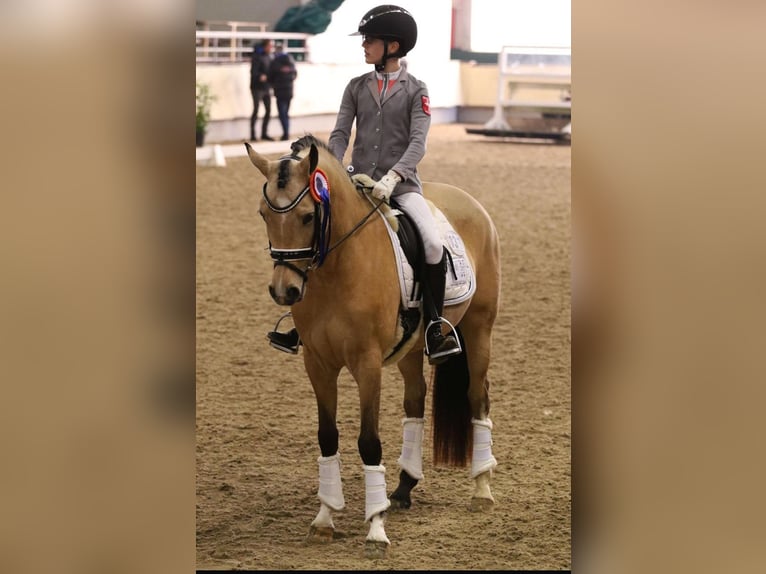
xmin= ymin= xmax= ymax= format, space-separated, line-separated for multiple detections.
xmin=290 ymin=134 xmax=333 ymax=157
xmin=283 ymin=134 xmax=351 ymax=186
xmin=275 ymin=134 xmax=343 ymax=189
xmin=293 ymin=135 xmax=345 ymax=171
xmin=273 ymin=135 xmax=331 ymax=189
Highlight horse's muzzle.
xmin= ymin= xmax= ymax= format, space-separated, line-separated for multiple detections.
xmin=269 ymin=283 xmax=303 ymax=306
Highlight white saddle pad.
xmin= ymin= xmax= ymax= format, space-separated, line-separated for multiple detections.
xmin=374 ymin=201 xmax=476 ymax=310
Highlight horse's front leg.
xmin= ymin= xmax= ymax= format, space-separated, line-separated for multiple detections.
xmin=350 ymin=356 xmax=391 ymax=558
xmin=304 ymin=352 xmax=344 ymax=543
xmin=390 ymin=351 xmax=427 ymax=510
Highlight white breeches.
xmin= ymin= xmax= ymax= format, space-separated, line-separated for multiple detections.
xmin=397 ymin=417 xmax=424 ymax=480
xmin=471 ymin=418 xmax=498 ymax=478
xmin=363 ymin=464 xmax=391 ymax=522
xmin=394 ymin=192 xmax=444 ymax=264
xmin=317 ymin=453 xmax=345 ymax=510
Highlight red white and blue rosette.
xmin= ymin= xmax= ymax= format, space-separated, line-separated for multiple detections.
xmin=309 ymin=168 xmax=330 ymax=204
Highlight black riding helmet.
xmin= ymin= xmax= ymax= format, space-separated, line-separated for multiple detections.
xmin=351 ymin=5 xmax=418 ymax=71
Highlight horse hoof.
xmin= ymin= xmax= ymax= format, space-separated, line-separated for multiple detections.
xmin=305 ymin=525 xmax=334 ymax=544
xmin=365 ymin=540 xmax=389 ymax=559
xmin=470 ymin=496 xmax=495 ymax=512
xmin=388 ymin=496 xmax=411 ymax=511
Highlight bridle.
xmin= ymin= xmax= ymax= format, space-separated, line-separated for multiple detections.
xmin=262 ymin=169 xmax=385 ymax=294
xmin=262 ymin=182 xmax=317 ymax=286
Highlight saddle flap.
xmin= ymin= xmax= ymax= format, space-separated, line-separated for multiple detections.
xmin=371 ymin=196 xmax=476 ymax=309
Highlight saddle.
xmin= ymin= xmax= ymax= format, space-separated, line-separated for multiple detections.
xmin=380 ymin=197 xmax=476 ymax=310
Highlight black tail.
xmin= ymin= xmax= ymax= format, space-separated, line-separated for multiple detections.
xmin=431 ymin=326 xmax=472 ymax=466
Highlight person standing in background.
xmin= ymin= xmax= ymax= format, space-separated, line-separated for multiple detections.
xmin=268 ymin=41 xmax=298 ymax=141
xmin=250 ymin=39 xmax=274 ymax=141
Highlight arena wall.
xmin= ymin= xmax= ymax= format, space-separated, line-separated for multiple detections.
xmin=197 ymin=60 xmax=499 ymax=143
xmin=196 ymin=0 xmax=501 ymax=143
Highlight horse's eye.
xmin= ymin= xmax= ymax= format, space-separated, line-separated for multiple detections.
xmin=258 ymin=210 xmax=265 ymax=220
xmin=302 ymin=213 xmax=314 ymax=226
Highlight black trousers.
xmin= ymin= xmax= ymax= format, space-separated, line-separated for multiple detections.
xmin=250 ymin=88 xmax=271 ymax=139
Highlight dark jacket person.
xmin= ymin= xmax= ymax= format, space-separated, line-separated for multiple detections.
xmin=267 ymin=42 xmax=298 ymax=141
xmin=250 ymin=39 xmax=274 ymax=141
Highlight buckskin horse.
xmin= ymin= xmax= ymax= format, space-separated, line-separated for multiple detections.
xmin=245 ymin=135 xmax=500 ymax=557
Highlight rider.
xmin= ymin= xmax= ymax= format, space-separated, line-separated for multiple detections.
xmin=268 ymin=5 xmax=460 ymax=365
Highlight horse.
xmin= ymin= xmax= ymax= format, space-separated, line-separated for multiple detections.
xmin=244 ymin=135 xmax=501 ymax=557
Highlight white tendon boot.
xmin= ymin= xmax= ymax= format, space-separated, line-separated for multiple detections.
xmin=310 ymin=453 xmax=345 ymax=538
xmin=397 ymin=417 xmax=425 ymax=480
xmin=317 ymin=453 xmax=345 ymax=510
xmin=363 ymin=464 xmax=391 ymax=545
xmin=471 ymin=418 xmax=498 ymax=478
xmin=470 ymin=418 xmax=498 ymax=509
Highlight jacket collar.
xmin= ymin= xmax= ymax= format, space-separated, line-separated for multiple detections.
xmin=366 ymin=68 xmax=408 ymax=107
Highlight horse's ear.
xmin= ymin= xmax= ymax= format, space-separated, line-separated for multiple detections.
xmin=309 ymin=143 xmax=319 ymax=174
xmin=244 ymin=142 xmax=270 ymax=177
xmin=296 ymin=143 xmax=319 ymax=179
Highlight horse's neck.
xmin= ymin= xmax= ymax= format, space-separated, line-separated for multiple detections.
xmin=327 ymin=170 xmax=374 ymax=233
xmin=317 ymin=168 xmax=389 ymax=275
xmin=304 ymin=164 xmax=398 ymax=305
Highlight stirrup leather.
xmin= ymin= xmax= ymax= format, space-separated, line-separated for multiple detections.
xmin=424 ymin=317 xmax=462 ymax=362
xmin=266 ymin=312 xmax=301 ymax=354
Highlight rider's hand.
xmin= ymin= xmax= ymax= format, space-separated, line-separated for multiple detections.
xmin=372 ymin=170 xmax=402 ymax=202
xmin=351 ymin=173 xmax=376 ymax=189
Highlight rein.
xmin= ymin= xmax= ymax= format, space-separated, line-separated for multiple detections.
xmin=325 ymin=191 xmax=385 ymax=256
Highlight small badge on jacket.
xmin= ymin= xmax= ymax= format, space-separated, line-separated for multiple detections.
xmin=421 ymin=95 xmax=431 ymax=116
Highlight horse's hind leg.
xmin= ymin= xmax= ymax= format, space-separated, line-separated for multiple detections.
xmin=304 ymin=355 xmax=345 ymax=543
xmin=390 ymin=352 xmax=428 ymax=510
xmin=460 ymin=313 xmax=499 ymax=511
xmin=469 ymin=419 xmax=498 ymax=512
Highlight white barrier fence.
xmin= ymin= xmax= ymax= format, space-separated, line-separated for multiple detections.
xmin=484 ymin=45 xmax=571 ymax=132
xmin=196 ymin=20 xmax=311 ymax=63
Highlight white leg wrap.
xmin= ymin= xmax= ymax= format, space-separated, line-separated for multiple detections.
xmin=317 ymin=453 xmax=345 ymax=511
xmin=363 ymin=464 xmax=391 ymax=522
xmin=471 ymin=418 xmax=498 ymax=478
xmin=397 ymin=417 xmax=425 ymax=480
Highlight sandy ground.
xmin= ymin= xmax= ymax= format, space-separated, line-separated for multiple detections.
xmin=196 ymin=123 xmax=571 ymax=570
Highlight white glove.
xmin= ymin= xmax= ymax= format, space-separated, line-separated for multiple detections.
xmin=371 ymin=170 xmax=402 ymax=202
xmin=351 ymin=173 xmax=376 ymax=189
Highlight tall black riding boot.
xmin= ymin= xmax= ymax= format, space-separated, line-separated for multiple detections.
xmin=423 ymin=248 xmax=461 ymax=365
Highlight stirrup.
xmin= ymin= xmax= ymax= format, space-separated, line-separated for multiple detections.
xmin=424 ymin=317 xmax=462 ymax=364
xmin=266 ymin=312 xmax=301 ymax=354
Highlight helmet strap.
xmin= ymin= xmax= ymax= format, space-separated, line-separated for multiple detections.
xmin=375 ymin=39 xmax=391 ymax=73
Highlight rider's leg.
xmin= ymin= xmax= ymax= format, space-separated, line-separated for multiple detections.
xmin=394 ymin=192 xmax=460 ymax=365
xmin=422 ymin=248 xmax=461 ymax=363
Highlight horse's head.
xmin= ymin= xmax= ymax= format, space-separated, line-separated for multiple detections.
xmin=246 ymin=137 xmax=327 ymax=306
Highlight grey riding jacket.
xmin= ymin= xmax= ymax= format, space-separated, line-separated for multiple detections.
xmin=328 ymin=68 xmax=431 ymax=196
